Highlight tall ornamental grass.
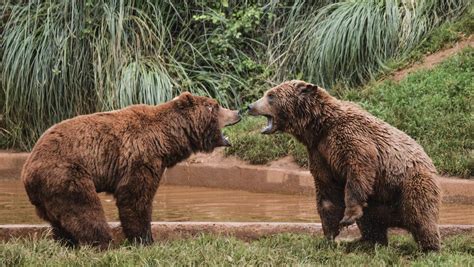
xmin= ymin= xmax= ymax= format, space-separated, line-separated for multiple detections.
xmin=1 ymin=1 xmax=267 ymax=149
xmin=1 ymin=0 xmax=470 ymax=149
xmin=271 ymin=0 xmax=469 ymax=88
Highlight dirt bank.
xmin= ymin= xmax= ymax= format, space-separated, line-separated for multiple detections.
xmin=392 ymin=36 xmax=474 ymax=81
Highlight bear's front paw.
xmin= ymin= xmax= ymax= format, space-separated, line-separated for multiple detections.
xmin=323 ymin=230 xmax=340 ymax=241
xmin=130 ymin=232 xmax=154 ymax=246
xmin=339 ymin=205 xmax=363 ymax=227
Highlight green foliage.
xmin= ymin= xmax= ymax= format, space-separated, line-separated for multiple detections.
xmin=227 ymin=49 xmax=473 ymax=176
xmin=0 ymin=0 xmax=471 ymax=150
xmin=0 ymin=1 xmax=271 ymax=149
xmin=190 ymin=3 xmax=272 ymax=103
xmin=1 ymin=234 xmax=473 ymax=266
xmin=342 ymin=48 xmax=474 ymax=176
xmin=387 ymin=6 xmax=474 ymax=70
xmin=272 ymin=0 xmax=470 ymax=88
xmin=224 ymin=117 xmax=308 ymax=166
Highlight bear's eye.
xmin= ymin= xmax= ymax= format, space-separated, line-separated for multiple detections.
xmin=206 ymin=105 xmax=213 ymax=112
xmin=267 ymin=93 xmax=275 ymax=101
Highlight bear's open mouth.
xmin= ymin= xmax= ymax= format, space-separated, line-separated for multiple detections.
xmin=262 ymin=115 xmax=277 ymax=134
xmin=224 ymin=118 xmax=241 ymax=127
xmin=219 ymin=116 xmax=241 ymax=146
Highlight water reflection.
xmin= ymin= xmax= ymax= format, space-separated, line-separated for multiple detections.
xmin=0 ymin=179 xmax=472 ymax=225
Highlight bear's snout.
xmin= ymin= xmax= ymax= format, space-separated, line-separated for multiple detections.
xmin=218 ymin=108 xmax=241 ymax=128
xmin=246 ymin=104 xmax=255 ymax=114
xmin=247 ymin=102 xmax=262 ymax=115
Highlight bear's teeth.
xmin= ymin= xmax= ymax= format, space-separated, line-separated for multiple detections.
xmin=261 ymin=116 xmax=274 ymax=134
xmin=261 ymin=125 xmax=272 ymax=133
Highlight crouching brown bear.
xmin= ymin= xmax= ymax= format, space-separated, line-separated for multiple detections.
xmin=22 ymin=92 xmax=241 ymax=249
xmin=248 ymin=80 xmax=441 ymax=251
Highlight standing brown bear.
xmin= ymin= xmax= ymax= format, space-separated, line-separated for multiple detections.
xmin=22 ymin=92 xmax=241 ymax=249
xmin=248 ymin=80 xmax=441 ymax=251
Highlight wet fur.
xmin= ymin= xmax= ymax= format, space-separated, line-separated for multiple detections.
xmin=261 ymin=80 xmax=441 ymax=251
xmin=22 ymin=93 xmax=226 ymax=249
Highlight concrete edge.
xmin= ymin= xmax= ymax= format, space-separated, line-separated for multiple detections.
xmin=162 ymin=164 xmax=474 ymax=204
xmin=1 ymin=152 xmax=473 ymax=204
xmin=1 ymin=222 xmax=473 ymax=244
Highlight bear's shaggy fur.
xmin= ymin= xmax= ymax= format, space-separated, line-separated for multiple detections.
xmin=22 ymin=92 xmax=240 ymax=249
xmin=248 ymin=80 xmax=441 ymax=251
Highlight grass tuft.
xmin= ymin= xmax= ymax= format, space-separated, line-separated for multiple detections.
xmin=1 ymin=234 xmax=473 ymax=266
xmin=271 ymin=0 xmax=470 ymax=88
xmin=386 ymin=4 xmax=474 ymax=71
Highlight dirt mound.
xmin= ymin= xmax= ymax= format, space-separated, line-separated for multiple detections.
xmin=186 ymin=149 xmax=306 ymax=171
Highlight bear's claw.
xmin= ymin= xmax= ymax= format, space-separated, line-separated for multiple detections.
xmin=339 ymin=216 xmax=357 ymax=227
xmin=339 ymin=206 xmax=363 ymax=227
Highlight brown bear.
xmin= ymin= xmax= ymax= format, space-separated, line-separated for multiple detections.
xmin=248 ymin=80 xmax=441 ymax=251
xmin=22 ymin=92 xmax=241 ymax=249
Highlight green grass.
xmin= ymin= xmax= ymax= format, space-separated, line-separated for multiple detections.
xmin=1 ymin=234 xmax=472 ymax=266
xmin=343 ymin=48 xmax=473 ymax=177
xmin=271 ymin=0 xmax=470 ymax=88
xmin=386 ymin=5 xmax=474 ymax=71
xmin=226 ymin=48 xmax=474 ymax=177
xmin=223 ymin=117 xmax=308 ymax=167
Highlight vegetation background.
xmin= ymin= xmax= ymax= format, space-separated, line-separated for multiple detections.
xmin=1 ymin=0 xmax=472 ymax=176
xmin=0 ymin=2 xmax=473 ymax=264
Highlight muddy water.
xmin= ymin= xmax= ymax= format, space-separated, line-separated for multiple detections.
xmin=0 ymin=179 xmax=472 ymax=225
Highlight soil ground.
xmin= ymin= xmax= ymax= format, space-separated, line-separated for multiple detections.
xmin=392 ymin=36 xmax=474 ymax=81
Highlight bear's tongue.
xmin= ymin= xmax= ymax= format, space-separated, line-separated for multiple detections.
xmin=261 ymin=116 xmax=274 ymax=134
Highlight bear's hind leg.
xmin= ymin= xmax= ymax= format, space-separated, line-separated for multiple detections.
xmin=45 ymin=177 xmax=112 ymax=250
xmin=356 ymin=205 xmax=390 ymax=246
xmin=56 ymin=198 xmax=112 ymax=250
xmin=51 ymin=222 xmax=78 ymax=248
xmin=410 ymin=222 xmax=440 ymax=252
xmin=31 ymin=201 xmax=79 ymax=247
xmin=401 ymin=174 xmax=441 ymax=252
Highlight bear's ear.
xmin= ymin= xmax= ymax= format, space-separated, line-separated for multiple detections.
xmin=297 ymin=82 xmax=318 ymax=95
xmin=177 ymin=92 xmax=195 ymax=106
